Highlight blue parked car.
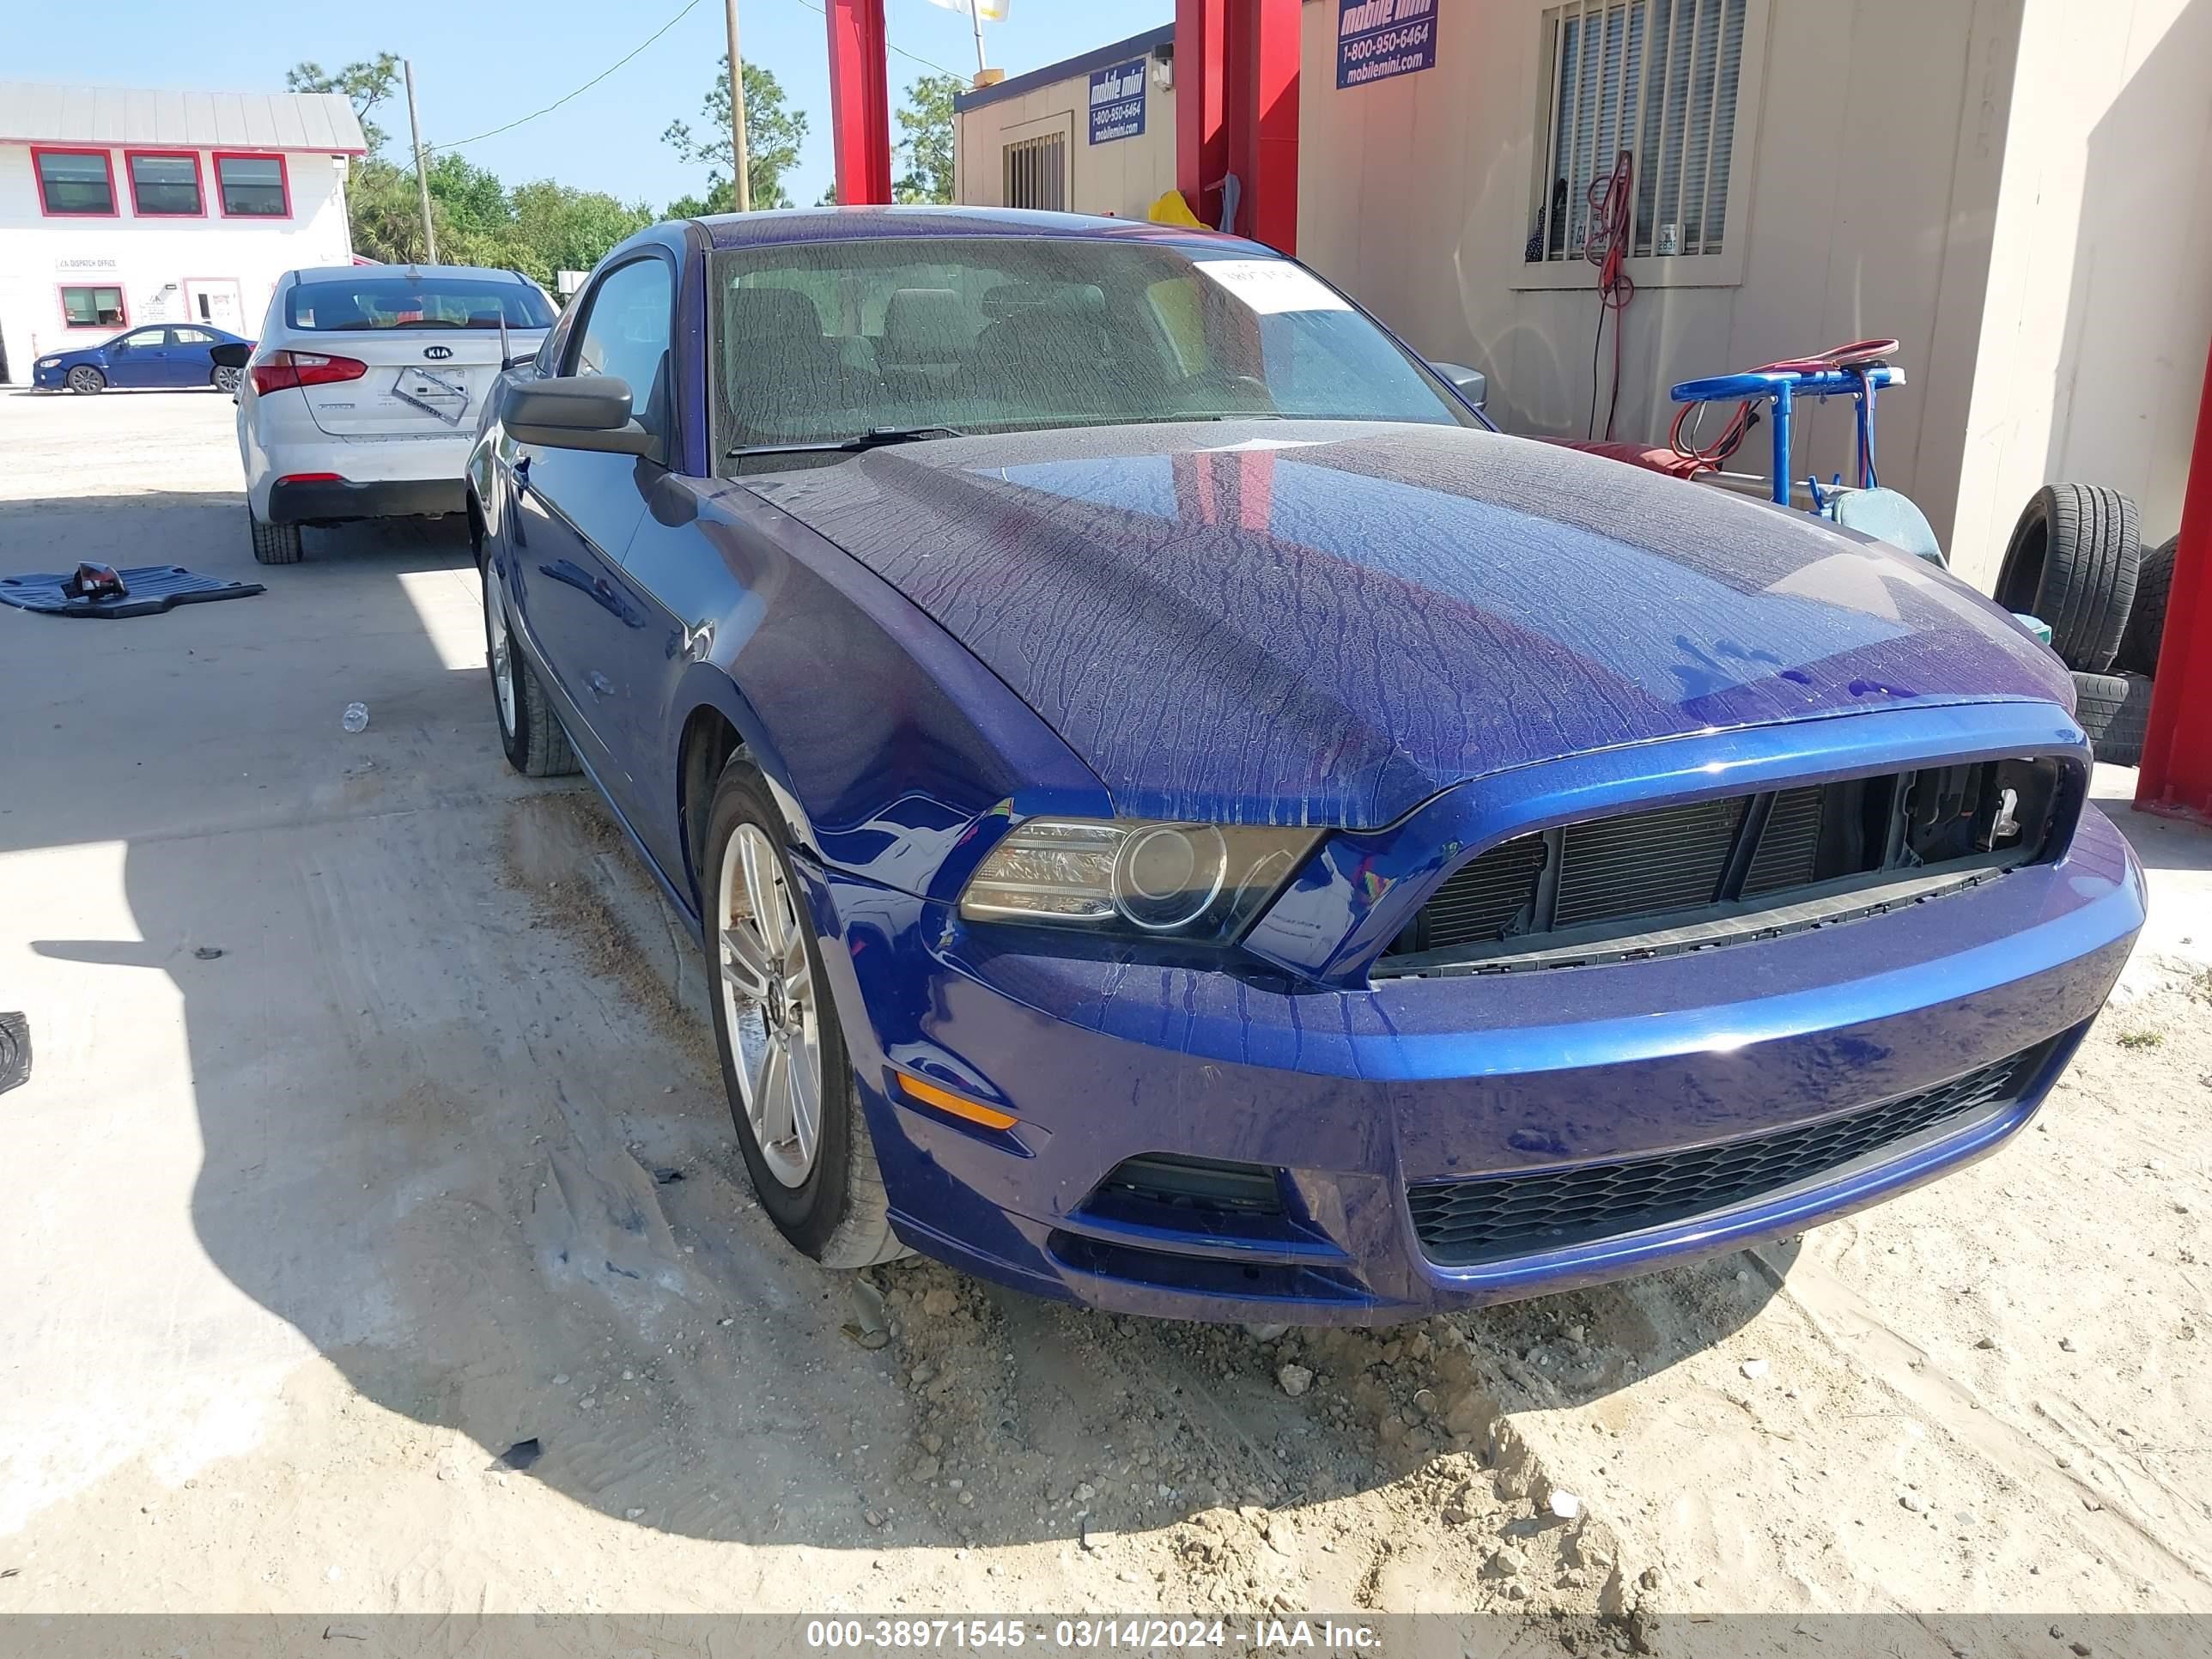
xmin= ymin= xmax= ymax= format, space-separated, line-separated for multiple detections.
xmin=33 ymin=323 xmax=251 ymax=394
xmin=465 ymin=208 xmax=2143 ymax=1325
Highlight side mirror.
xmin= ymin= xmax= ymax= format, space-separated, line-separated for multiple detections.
xmin=506 ymin=374 xmax=657 ymax=458
xmin=1428 ymin=361 xmax=1487 ymax=409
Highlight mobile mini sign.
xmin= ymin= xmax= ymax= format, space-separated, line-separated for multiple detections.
xmin=1336 ymin=0 xmax=1439 ymax=89
xmin=1088 ymin=58 xmax=1147 ymax=144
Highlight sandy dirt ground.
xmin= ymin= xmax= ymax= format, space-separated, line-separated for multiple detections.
xmin=3 ymin=391 xmax=2211 ymax=1647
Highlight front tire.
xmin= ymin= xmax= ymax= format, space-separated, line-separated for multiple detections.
xmin=483 ymin=558 xmax=578 ymax=777
xmin=66 ymin=366 xmax=105 ymax=394
xmin=704 ymin=759 xmax=902 ymax=1268
xmin=248 ymin=506 xmax=302 ymax=564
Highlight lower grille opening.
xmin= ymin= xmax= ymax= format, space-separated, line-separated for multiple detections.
xmin=1092 ymin=1153 xmax=1286 ymax=1217
xmin=1407 ymin=1038 xmax=2057 ymax=1267
xmin=1047 ymin=1231 xmax=1365 ymax=1303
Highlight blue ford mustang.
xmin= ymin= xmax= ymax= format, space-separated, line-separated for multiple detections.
xmin=33 ymin=323 xmax=251 ymax=393
xmin=465 ymin=208 xmax=2143 ymax=1324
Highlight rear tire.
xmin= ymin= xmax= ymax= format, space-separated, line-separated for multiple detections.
xmin=248 ymin=506 xmax=302 ymax=565
xmin=211 ymin=364 xmax=241 ymax=395
xmin=702 ymin=759 xmax=903 ymax=1269
xmin=2073 ymin=670 xmax=2153 ymax=767
xmin=483 ymin=559 xmax=578 ymax=778
xmin=2116 ymin=534 xmax=2178 ymax=676
xmin=1995 ymin=484 xmax=2140 ymax=673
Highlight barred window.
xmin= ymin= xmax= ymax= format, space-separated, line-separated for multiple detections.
xmin=1003 ymin=134 xmax=1066 ymax=212
xmin=1527 ymin=0 xmax=1749 ymax=264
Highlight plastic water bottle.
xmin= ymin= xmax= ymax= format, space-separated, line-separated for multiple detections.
xmin=342 ymin=702 xmax=370 ymax=733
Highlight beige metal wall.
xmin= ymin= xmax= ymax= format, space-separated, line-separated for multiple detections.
xmin=1295 ymin=0 xmax=2027 ymax=569
xmin=954 ymin=68 xmax=1177 ymax=221
xmin=1950 ymin=0 xmax=2212 ymax=585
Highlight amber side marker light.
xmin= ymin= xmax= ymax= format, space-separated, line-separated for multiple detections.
xmin=894 ymin=1073 xmax=1018 ymax=1131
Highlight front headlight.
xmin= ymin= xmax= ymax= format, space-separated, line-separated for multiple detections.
xmin=36 ymin=357 xmax=60 ymax=370
xmin=959 ymin=817 xmax=1320 ymax=944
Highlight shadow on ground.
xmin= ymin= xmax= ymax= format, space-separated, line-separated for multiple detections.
xmin=10 ymin=496 xmax=1782 ymax=1560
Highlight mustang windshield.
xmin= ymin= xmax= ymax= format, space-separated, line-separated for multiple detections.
xmin=709 ymin=234 xmax=1474 ymax=468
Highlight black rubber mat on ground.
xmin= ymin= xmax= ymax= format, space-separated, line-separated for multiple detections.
xmin=0 ymin=565 xmax=264 ymax=618
xmin=0 ymin=1014 xmax=27 ymax=1096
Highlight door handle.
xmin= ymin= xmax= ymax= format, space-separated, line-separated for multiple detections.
xmin=586 ymin=672 xmax=615 ymax=699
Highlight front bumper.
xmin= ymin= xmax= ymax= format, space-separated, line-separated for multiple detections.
xmin=805 ymin=803 xmax=2142 ymax=1325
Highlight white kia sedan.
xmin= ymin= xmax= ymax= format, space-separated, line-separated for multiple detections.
xmin=236 ymin=264 xmax=554 ymax=564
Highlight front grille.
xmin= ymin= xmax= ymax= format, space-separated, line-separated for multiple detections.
xmin=1743 ymin=786 xmax=1825 ymax=896
xmin=1555 ymin=796 xmax=1744 ymax=928
xmin=1382 ymin=757 xmax=2066 ymax=970
xmin=1407 ymin=1042 xmax=2050 ymax=1267
xmin=1418 ymin=834 xmax=1545 ymax=946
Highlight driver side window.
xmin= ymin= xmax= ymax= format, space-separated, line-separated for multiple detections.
xmin=567 ymin=258 xmax=674 ymax=441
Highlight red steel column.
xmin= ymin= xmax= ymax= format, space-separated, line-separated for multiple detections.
xmin=1176 ymin=0 xmax=1229 ymax=230
xmin=1224 ymin=0 xmax=1301 ymax=252
xmin=826 ymin=0 xmax=892 ymax=206
xmin=2136 ymin=337 xmax=2212 ymax=817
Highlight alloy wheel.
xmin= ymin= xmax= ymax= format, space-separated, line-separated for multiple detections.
xmin=66 ymin=367 xmax=102 ymax=393
xmin=718 ymin=823 xmax=822 ymax=1188
xmin=213 ymin=365 xmax=241 ymax=394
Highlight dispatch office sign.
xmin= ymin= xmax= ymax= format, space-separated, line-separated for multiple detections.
xmin=1336 ymin=0 xmax=1439 ymax=89
xmin=1088 ymin=58 xmax=1147 ymax=144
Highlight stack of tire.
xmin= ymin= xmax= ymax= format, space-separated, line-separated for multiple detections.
xmin=1994 ymin=483 xmax=2168 ymax=767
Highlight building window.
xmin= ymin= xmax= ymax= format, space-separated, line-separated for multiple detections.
xmin=33 ymin=148 xmax=117 ymax=216
xmin=214 ymin=152 xmax=289 ymax=217
xmin=1003 ymin=135 xmax=1066 ymax=212
xmin=126 ymin=150 xmax=204 ymax=216
xmin=60 ymin=286 xmax=127 ymax=328
xmin=1527 ymin=0 xmax=1748 ymax=264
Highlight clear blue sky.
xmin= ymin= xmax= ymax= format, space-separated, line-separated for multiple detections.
xmin=3 ymin=0 xmax=1172 ymax=209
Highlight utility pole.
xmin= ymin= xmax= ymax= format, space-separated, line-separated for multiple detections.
xmin=403 ymin=58 xmax=439 ymax=263
xmin=726 ymin=0 xmax=752 ymax=212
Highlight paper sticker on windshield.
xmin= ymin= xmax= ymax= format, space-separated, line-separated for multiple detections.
xmin=1196 ymin=259 xmax=1352 ymax=315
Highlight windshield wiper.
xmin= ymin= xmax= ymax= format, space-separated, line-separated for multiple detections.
xmin=728 ymin=424 xmax=965 ymax=459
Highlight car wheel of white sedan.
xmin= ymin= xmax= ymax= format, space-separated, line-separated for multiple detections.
xmin=66 ymin=366 xmax=105 ymax=394
xmin=247 ymin=506 xmax=302 ymax=566
xmin=483 ymin=557 xmax=578 ymax=777
xmin=705 ymin=758 xmax=904 ymax=1267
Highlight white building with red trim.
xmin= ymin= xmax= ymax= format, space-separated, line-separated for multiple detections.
xmin=0 ymin=82 xmax=365 ymax=383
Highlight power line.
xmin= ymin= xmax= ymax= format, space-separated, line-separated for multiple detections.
xmin=428 ymin=0 xmax=709 ymax=153
xmin=416 ymin=0 xmax=961 ymax=168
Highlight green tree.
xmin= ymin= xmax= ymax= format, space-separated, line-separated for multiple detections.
xmin=342 ymin=157 xmax=432 ymax=264
xmin=663 ymin=58 xmax=808 ymax=210
xmin=893 ymin=73 xmax=962 ymax=204
xmin=286 ymin=54 xmax=403 ymax=155
xmin=427 ymin=153 xmax=511 ymax=240
xmin=508 ymin=180 xmax=657 ymax=282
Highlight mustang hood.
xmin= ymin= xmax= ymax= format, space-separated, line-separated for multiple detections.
xmin=748 ymin=421 xmax=2075 ymax=829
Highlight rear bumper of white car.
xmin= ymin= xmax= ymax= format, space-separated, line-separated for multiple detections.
xmin=248 ymin=432 xmax=475 ymax=523
xmin=267 ymin=476 xmax=466 ymax=525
